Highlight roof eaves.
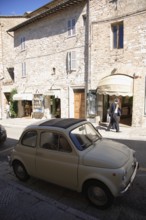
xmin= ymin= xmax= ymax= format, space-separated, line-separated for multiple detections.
xmin=7 ymin=0 xmax=85 ymax=32
xmin=0 ymin=15 xmax=24 ymax=18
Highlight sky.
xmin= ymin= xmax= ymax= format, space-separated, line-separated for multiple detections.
xmin=0 ymin=0 xmax=51 ymax=16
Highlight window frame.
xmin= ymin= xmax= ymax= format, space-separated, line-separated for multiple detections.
xmin=67 ymin=51 xmax=76 ymax=72
xmin=21 ymin=130 xmax=37 ymax=148
xmin=21 ymin=37 xmax=25 ymax=51
xmin=68 ymin=18 xmax=76 ymax=37
xmin=111 ymin=21 xmax=124 ymax=49
xmin=40 ymin=131 xmax=72 ymax=153
xmin=22 ymin=62 xmax=26 ymax=78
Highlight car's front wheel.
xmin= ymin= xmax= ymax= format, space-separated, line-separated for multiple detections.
xmin=13 ymin=161 xmax=29 ymax=181
xmin=84 ymin=180 xmax=114 ymax=209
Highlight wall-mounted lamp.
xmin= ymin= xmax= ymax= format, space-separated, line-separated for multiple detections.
xmin=52 ymin=67 xmax=56 ymax=75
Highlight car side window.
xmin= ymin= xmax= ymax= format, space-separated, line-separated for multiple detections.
xmin=59 ymin=135 xmax=72 ymax=153
xmin=21 ymin=130 xmax=37 ymax=148
xmin=40 ymin=131 xmax=59 ymax=151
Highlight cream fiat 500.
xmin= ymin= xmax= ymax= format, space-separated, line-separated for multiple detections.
xmin=9 ymin=119 xmax=138 ymax=209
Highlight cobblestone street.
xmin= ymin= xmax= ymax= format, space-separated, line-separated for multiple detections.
xmin=0 ymin=161 xmax=97 ymax=220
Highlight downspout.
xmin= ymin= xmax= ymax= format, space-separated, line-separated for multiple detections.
xmin=0 ymin=23 xmax=4 ymax=119
xmin=85 ymin=0 xmax=90 ymax=119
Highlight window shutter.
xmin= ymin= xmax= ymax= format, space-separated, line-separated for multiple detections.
xmin=71 ymin=51 xmax=76 ymax=70
xmin=67 ymin=52 xmax=71 ymax=72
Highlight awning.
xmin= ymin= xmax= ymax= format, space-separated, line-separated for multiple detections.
xmin=13 ymin=93 xmax=33 ymax=101
xmin=97 ymin=74 xmax=133 ymax=96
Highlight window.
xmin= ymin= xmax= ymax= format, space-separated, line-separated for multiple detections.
xmin=112 ymin=22 xmax=123 ymax=49
xmin=59 ymin=135 xmax=72 ymax=152
xmin=68 ymin=18 xmax=76 ymax=36
xmin=40 ymin=131 xmax=72 ymax=153
xmin=22 ymin=62 xmax=26 ymax=77
xmin=40 ymin=131 xmax=59 ymax=150
xmin=67 ymin=51 xmax=76 ymax=72
xmin=21 ymin=131 xmax=37 ymax=147
xmin=21 ymin=37 xmax=25 ymax=50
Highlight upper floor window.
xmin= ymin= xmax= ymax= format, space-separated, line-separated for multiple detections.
xmin=68 ymin=18 xmax=76 ymax=37
xmin=112 ymin=22 xmax=123 ymax=49
xmin=22 ymin=62 xmax=26 ymax=77
xmin=21 ymin=37 xmax=25 ymax=50
xmin=67 ymin=51 xmax=76 ymax=73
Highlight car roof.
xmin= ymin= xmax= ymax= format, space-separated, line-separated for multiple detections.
xmin=39 ymin=118 xmax=86 ymax=129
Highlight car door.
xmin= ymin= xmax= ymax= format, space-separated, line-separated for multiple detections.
xmin=17 ymin=130 xmax=37 ymax=176
xmin=36 ymin=130 xmax=79 ymax=190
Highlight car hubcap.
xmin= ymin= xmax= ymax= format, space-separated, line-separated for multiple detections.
xmin=88 ymin=186 xmax=107 ymax=206
xmin=16 ymin=165 xmax=25 ymax=178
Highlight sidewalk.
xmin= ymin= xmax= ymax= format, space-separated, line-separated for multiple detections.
xmin=0 ymin=161 xmax=98 ymax=220
xmin=1 ymin=117 xmax=146 ymax=141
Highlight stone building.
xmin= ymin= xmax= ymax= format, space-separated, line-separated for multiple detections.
xmin=0 ymin=0 xmax=146 ymax=127
xmin=89 ymin=0 xmax=146 ymax=127
xmin=5 ymin=0 xmax=87 ymax=119
xmin=0 ymin=15 xmax=27 ymax=118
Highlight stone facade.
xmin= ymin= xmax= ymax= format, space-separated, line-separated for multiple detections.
xmin=4 ymin=1 xmax=87 ymax=119
xmin=89 ymin=0 xmax=146 ymax=126
xmin=1 ymin=0 xmax=146 ymax=126
xmin=0 ymin=16 xmax=27 ymax=118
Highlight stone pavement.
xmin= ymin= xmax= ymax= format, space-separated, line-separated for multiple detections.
xmin=0 ymin=117 xmax=146 ymax=141
xmin=0 ymin=162 xmax=98 ymax=220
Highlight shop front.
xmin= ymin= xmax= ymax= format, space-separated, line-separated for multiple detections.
xmin=96 ymin=74 xmax=134 ymax=126
xmin=13 ymin=93 xmax=33 ymax=118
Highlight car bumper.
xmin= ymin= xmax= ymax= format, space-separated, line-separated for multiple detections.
xmin=120 ymin=161 xmax=139 ymax=194
xmin=0 ymin=133 xmax=7 ymax=143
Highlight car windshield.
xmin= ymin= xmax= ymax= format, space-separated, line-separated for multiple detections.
xmin=70 ymin=122 xmax=101 ymax=151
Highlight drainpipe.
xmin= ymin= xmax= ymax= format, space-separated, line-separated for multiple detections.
xmin=0 ymin=23 xmax=4 ymax=119
xmin=85 ymin=0 xmax=90 ymax=119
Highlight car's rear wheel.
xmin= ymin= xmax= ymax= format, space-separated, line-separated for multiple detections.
xmin=13 ymin=161 xmax=29 ymax=181
xmin=84 ymin=180 xmax=114 ymax=209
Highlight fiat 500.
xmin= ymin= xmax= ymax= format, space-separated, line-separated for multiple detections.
xmin=9 ymin=118 xmax=138 ymax=209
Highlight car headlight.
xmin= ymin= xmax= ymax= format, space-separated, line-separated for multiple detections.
xmin=122 ymin=169 xmax=127 ymax=181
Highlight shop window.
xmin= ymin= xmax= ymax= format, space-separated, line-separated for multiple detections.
xmin=87 ymin=90 xmax=97 ymax=117
xmin=112 ymin=22 xmax=124 ymax=49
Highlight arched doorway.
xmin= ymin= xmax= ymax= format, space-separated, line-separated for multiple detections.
xmin=97 ymin=74 xmax=133 ymax=126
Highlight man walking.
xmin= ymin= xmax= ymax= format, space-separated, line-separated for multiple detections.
xmin=107 ymin=98 xmax=121 ymax=132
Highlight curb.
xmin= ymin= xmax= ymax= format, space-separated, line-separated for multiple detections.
xmin=0 ymin=176 xmax=99 ymax=220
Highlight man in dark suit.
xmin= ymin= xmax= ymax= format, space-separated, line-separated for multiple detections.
xmin=107 ymin=98 xmax=121 ymax=132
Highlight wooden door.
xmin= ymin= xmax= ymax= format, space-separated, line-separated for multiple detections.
xmin=74 ymin=90 xmax=85 ymax=118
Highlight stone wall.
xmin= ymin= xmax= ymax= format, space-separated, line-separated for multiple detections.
xmin=12 ymin=2 xmax=87 ymax=118
xmin=90 ymin=0 xmax=146 ymax=126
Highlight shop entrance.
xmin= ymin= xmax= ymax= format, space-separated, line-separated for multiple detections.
xmin=102 ymin=95 xmax=133 ymax=126
xmin=50 ymin=96 xmax=61 ymax=118
xmin=74 ymin=89 xmax=85 ymax=119
xmin=23 ymin=101 xmax=32 ymax=117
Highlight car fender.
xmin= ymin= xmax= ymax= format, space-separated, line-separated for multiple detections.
xmin=12 ymin=155 xmax=32 ymax=176
xmin=77 ymin=166 xmax=119 ymax=197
